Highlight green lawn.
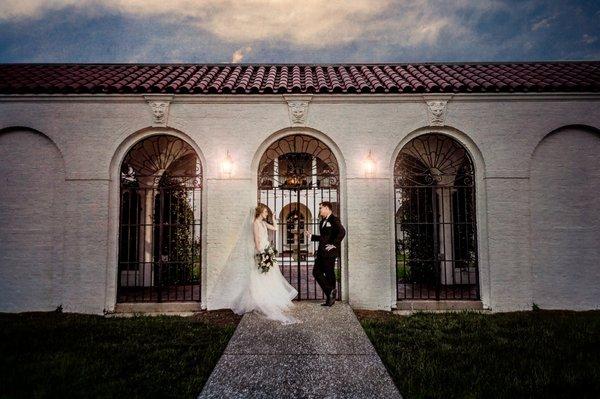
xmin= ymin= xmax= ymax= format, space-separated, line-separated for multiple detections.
xmin=355 ymin=308 xmax=600 ymax=399
xmin=0 ymin=309 xmax=241 ymax=399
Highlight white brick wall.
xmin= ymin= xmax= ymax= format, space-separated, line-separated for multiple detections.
xmin=0 ymin=129 xmax=65 ymax=312
xmin=530 ymin=126 xmax=600 ymax=310
xmin=347 ymin=178 xmax=392 ymax=310
xmin=0 ymin=93 xmax=598 ymax=314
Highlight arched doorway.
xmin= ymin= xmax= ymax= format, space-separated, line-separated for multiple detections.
xmin=279 ymin=203 xmax=312 ymax=247
xmin=257 ymin=134 xmax=341 ymax=300
xmin=0 ymin=128 xmax=65 ymax=312
xmin=117 ymin=134 xmax=203 ymax=302
xmin=530 ymin=125 xmax=600 ymax=309
xmin=394 ymin=133 xmax=479 ymax=300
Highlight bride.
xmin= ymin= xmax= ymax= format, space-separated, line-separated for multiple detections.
xmin=210 ymin=204 xmax=301 ymax=325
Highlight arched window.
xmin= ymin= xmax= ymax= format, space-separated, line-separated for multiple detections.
xmin=394 ymin=133 xmax=479 ymax=300
xmin=258 ymin=134 xmax=341 ymax=300
xmin=117 ymin=134 xmax=203 ymax=303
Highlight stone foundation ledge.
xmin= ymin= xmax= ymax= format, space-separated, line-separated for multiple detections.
xmin=106 ymin=302 xmax=203 ymax=317
xmin=394 ymin=300 xmax=486 ymax=313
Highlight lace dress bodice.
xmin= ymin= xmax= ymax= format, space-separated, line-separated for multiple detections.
xmin=255 ymin=219 xmax=270 ymax=252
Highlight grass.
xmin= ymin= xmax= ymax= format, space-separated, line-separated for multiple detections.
xmin=0 ymin=309 xmax=241 ymax=399
xmin=355 ymin=308 xmax=600 ymax=399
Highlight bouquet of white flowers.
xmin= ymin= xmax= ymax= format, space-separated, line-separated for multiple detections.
xmin=255 ymin=242 xmax=278 ymax=273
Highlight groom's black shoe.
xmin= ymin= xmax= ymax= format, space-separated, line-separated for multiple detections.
xmin=321 ymin=295 xmax=330 ymax=306
xmin=327 ymin=288 xmax=337 ymax=306
xmin=327 ymin=290 xmax=336 ymax=306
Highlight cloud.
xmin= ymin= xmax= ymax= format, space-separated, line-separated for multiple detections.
xmin=0 ymin=0 xmax=505 ymax=49
xmin=0 ymin=0 xmax=391 ymax=47
xmin=231 ymin=46 xmax=252 ymax=63
xmin=0 ymin=0 xmax=96 ymax=19
xmin=1 ymin=0 xmax=598 ymax=63
xmin=582 ymin=34 xmax=597 ymax=44
xmin=531 ymin=14 xmax=557 ymax=31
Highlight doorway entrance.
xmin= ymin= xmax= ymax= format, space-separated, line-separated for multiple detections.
xmin=117 ymin=134 xmax=202 ymax=303
xmin=257 ymin=134 xmax=342 ymax=300
xmin=394 ymin=133 xmax=480 ymax=300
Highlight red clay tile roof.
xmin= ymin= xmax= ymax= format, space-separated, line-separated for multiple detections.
xmin=0 ymin=62 xmax=599 ymax=95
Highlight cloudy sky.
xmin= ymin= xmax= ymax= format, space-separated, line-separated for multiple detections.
xmin=0 ymin=0 xmax=598 ymax=63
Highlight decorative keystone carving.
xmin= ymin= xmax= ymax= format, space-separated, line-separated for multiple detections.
xmin=425 ymin=100 xmax=448 ymax=126
xmin=284 ymin=95 xmax=312 ymax=126
xmin=144 ymin=95 xmax=173 ymax=126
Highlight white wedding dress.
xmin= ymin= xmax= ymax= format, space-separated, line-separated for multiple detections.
xmin=210 ymin=206 xmax=301 ymax=325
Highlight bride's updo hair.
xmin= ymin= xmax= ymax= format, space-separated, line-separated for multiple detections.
xmin=254 ymin=204 xmax=268 ymax=220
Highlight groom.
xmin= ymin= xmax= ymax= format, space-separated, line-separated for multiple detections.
xmin=304 ymin=201 xmax=346 ymax=306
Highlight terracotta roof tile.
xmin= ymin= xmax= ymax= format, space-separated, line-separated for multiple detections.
xmin=0 ymin=62 xmax=598 ymax=95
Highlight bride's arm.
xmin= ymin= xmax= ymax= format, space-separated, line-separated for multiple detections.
xmin=265 ymin=218 xmax=278 ymax=231
xmin=253 ymin=221 xmax=262 ymax=252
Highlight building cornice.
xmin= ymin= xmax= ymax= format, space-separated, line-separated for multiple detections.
xmin=0 ymin=92 xmax=599 ymax=104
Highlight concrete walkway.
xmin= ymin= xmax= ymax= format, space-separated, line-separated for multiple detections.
xmin=198 ymin=301 xmax=403 ymax=398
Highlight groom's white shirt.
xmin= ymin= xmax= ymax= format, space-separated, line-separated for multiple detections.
xmin=313 ymin=214 xmax=334 ymax=248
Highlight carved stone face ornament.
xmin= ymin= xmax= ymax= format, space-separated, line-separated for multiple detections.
xmin=150 ymin=102 xmax=168 ymax=124
xmin=144 ymin=95 xmax=173 ymax=127
xmin=429 ymin=101 xmax=444 ymax=116
xmin=287 ymin=100 xmax=309 ymax=125
xmin=426 ymin=100 xmax=448 ymax=126
xmin=290 ymin=102 xmax=305 ymax=122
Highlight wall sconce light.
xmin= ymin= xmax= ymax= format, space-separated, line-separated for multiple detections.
xmin=363 ymin=149 xmax=375 ymax=177
xmin=221 ymin=149 xmax=234 ymax=178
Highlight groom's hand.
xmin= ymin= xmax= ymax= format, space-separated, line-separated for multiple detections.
xmin=304 ymin=230 xmax=311 ymax=239
xmin=325 ymin=244 xmax=335 ymax=251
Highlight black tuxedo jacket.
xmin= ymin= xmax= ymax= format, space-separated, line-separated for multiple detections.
xmin=310 ymin=213 xmax=346 ymax=259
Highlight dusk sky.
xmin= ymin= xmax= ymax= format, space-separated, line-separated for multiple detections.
xmin=0 ymin=0 xmax=599 ymax=63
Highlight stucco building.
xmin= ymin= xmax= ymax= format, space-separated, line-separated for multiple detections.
xmin=0 ymin=61 xmax=599 ymax=314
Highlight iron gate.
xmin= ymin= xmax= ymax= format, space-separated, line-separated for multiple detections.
xmin=257 ymin=134 xmax=342 ymax=300
xmin=117 ymin=134 xmax=202 ymax=302
xmin=394 ymin=133 xmax=480 ymax=300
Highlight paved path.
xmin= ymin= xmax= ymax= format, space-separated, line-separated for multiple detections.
xmin=198 ymin=301 xmax=403 ymax=398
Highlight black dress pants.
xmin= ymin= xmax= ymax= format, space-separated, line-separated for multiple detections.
xmin=312 ymin=253 xmax=337 ymax=298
